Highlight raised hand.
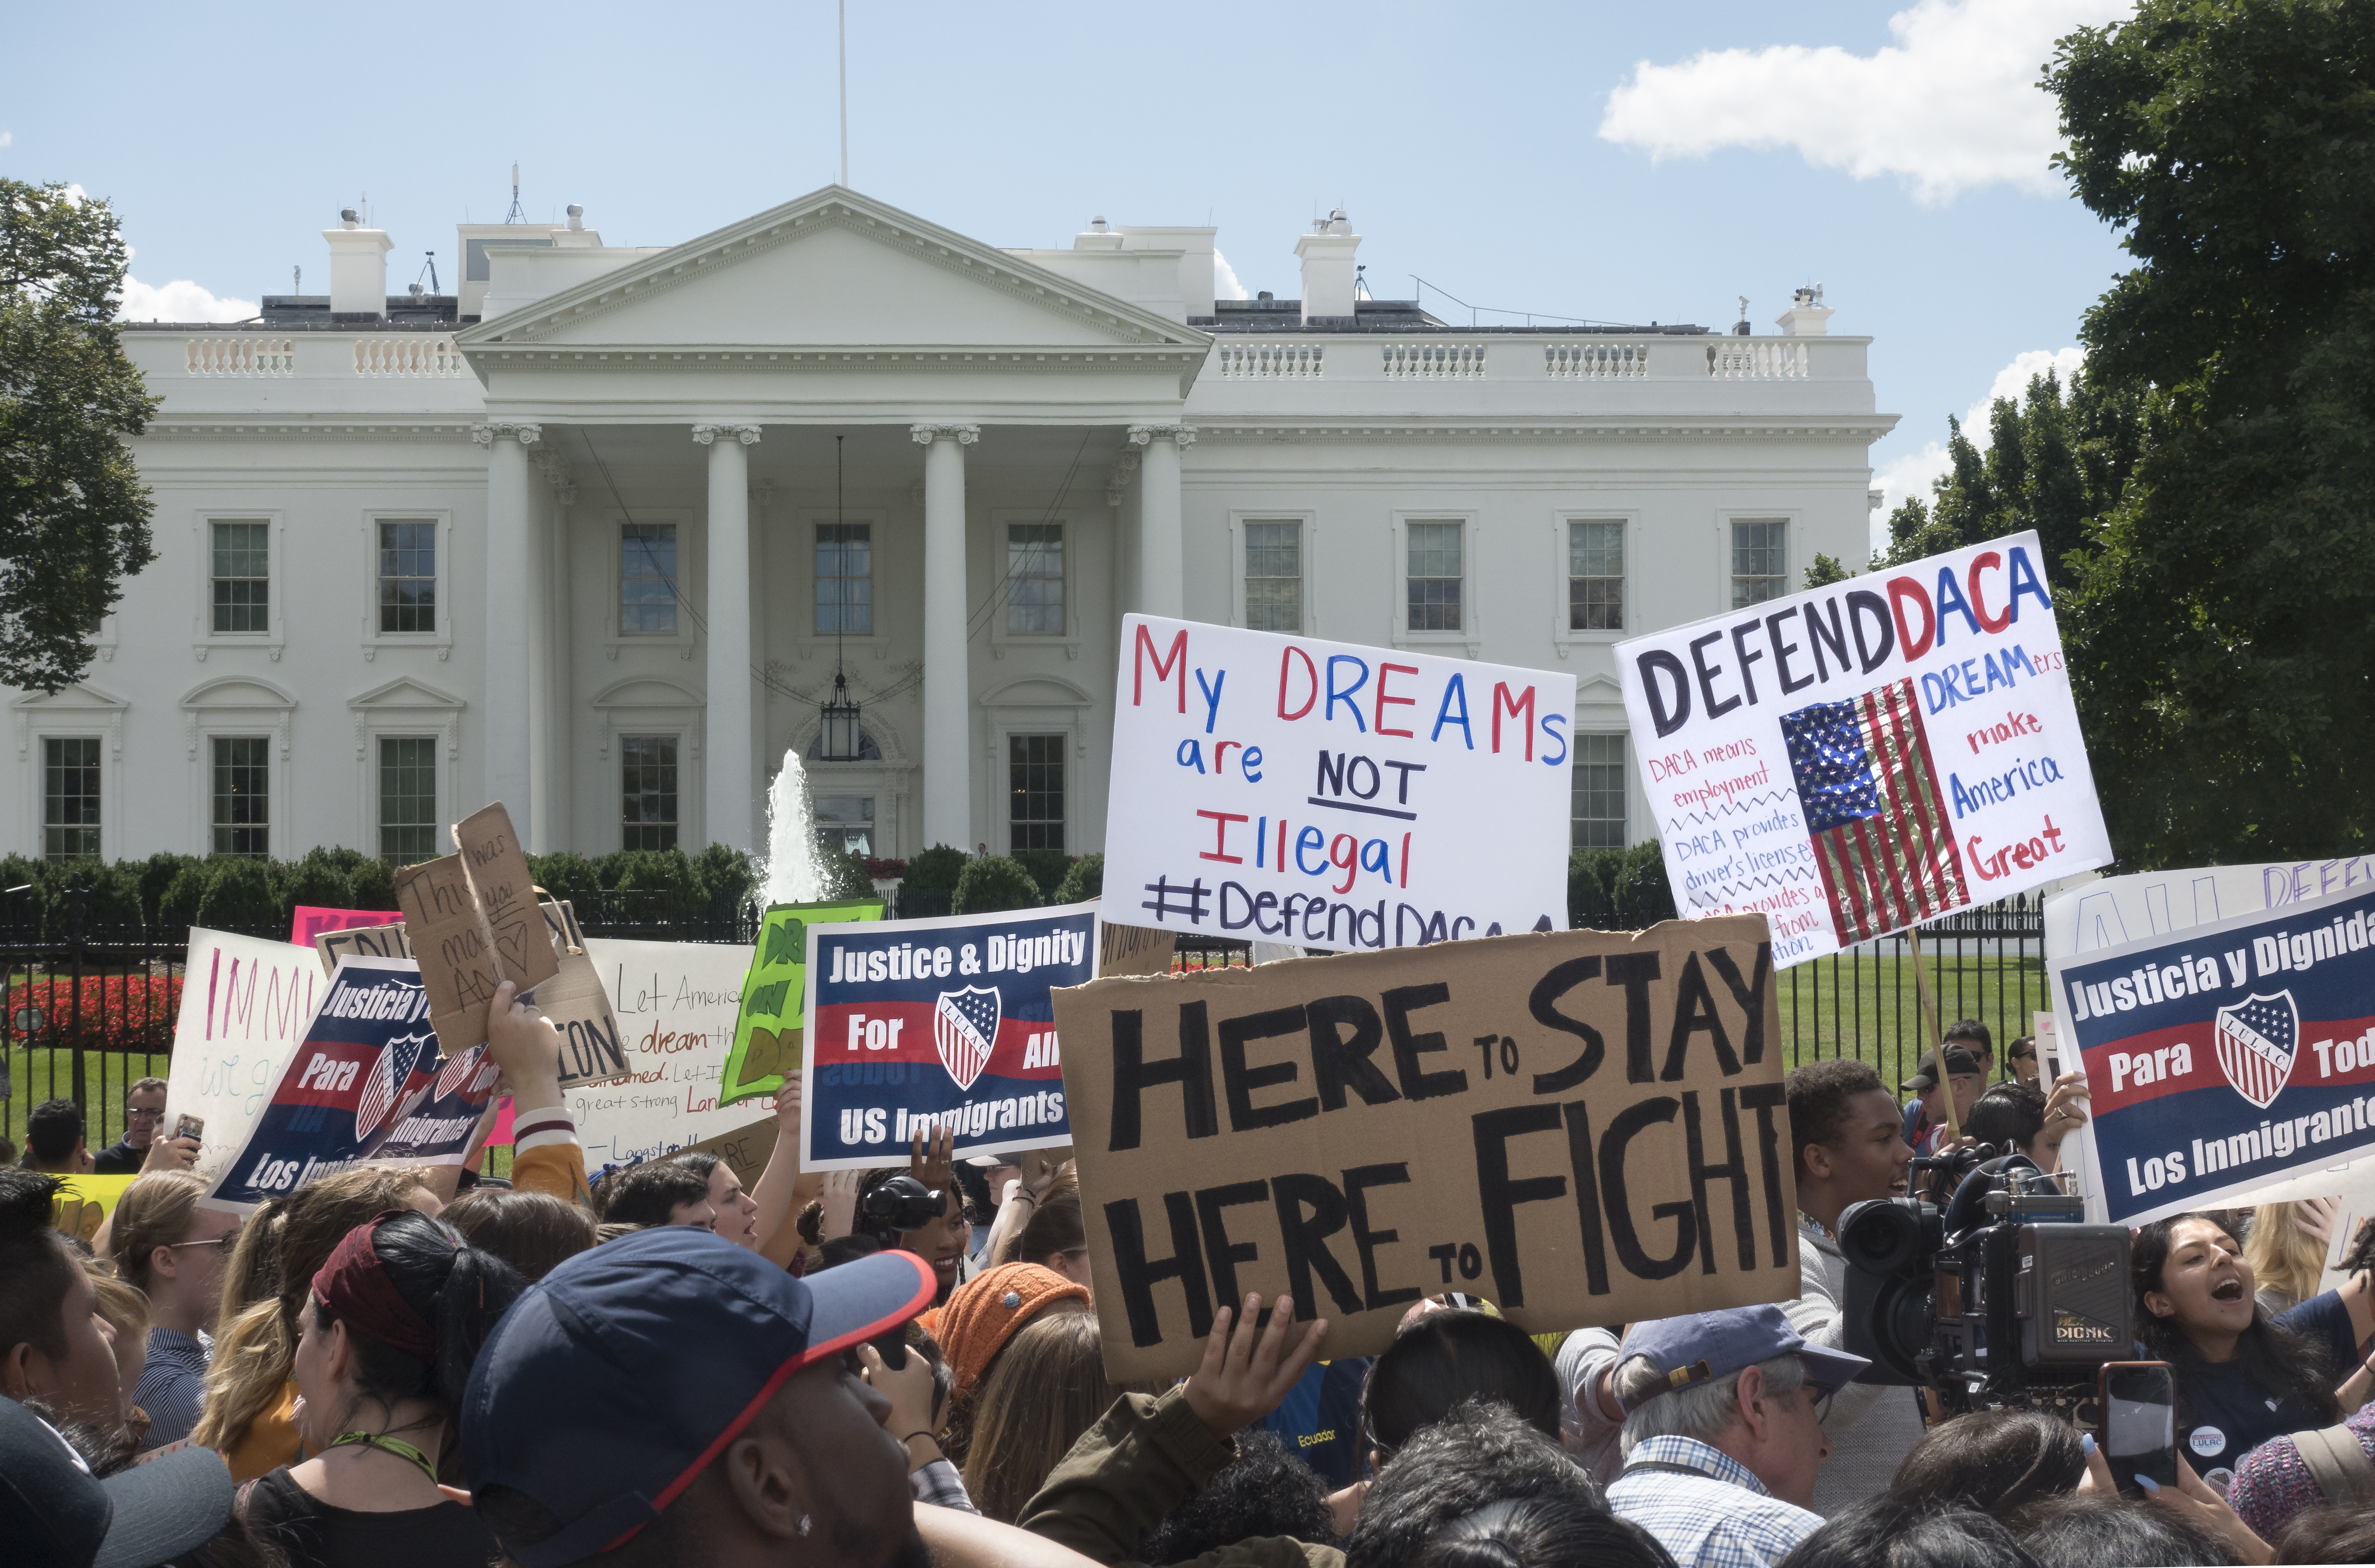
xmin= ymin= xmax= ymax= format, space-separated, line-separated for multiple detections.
xmin=1182 ymin=1292 xmax=1328 ymax=1438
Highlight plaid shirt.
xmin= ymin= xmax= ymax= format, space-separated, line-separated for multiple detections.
xmin=1606 ymin=1436 xmax=1823 ymax=1568
xmin=911 ymin=1457 xmax=979 ymax=1514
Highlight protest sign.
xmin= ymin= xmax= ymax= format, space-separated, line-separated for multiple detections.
xmin=1099 ymin=916 xmax=1177 ymax=979
xmin=316 ymin=921 xmax=411 ymax=971
xmin=685 ymin=1117 xmax=780 ymax=1190
xmin=201 ymin=957 xmax=501 ymax=1212
xmin=1102 ymin=615 xmax=1573 ymax=953
xmin=1616 ymin=531 xmax=2110 ymax=967
xmin=718 ymin=899 xmax=886 ymax=1109
xmin=1051 ymin=917 xmax=1795 ymax=1379
xmin=291 ymin=906 xmax=401 ymax=948
xmin=570 ymin=937 xmax=754 ymax=1168
xmin=50 ymin=1175 xmax=138 ymax=1246
xmin=165 ymin=930 xmax=323 ymax=1188
xmin=2046 ymin=857 xmax=2375 ymax=959
xmin=802 ymin=903 xmax=1098 ymax=1170
xmin=2052 ymin=882 xmax=2375 ymax=1226
xmin=392 ymin=801 xmax=560 ymax=1060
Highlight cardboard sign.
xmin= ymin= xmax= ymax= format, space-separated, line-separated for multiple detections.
xmin=393 ymin=802 xmax=560 ymax=1058
xmin=2046 ymin=858 xmax=2375 ymax=959
xmin=1099 ymin=917 xmax=1178 ymax=979
xmin=685 ymin=1117 xmax=781 ymax=1191
xmin=291 ymin=906 xmax=402 ymax=948
xmin=718 ymin=899 xmax=886 ymax=1109
xmin=2052 ymin=881 xmax=2375 ymax=1225
xmin=316 ymin=920 xmax=412 ymax=971
xmin=201 ymin=957 xmax=501 ymax=1212
xmin=1052 ymin=917 xmax=1796 ymax=1379
xmin=1102 ymin=615 xmax=1573 ymax=953
xmin=802 ymin=904 xmax=1099 ymax=1170
xmin=1617 ymin=531 xmax=2110 ymax=967
xmin=571 ymin=938 xmax=755 ymax=1168
xmin=51 ymin=1174 xmax=138 ymax=1246
xmin=165 ymin=930 xmax=323 ymax=1189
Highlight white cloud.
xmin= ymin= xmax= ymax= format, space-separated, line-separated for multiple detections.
xmin=1212 ymin=248 xmax=1248 ymax=302
xmin=1872 ymin=344 xmax=2085 ymax=547
xmin=1600 ymin=0 xmax=2130 ymax=204
xmin=0 ymin=131 xmax=13 ymax=150
xmin=115 ymin=275 xmax=259 ymax=323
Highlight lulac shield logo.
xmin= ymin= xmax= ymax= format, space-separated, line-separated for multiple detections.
xmin=355 ymin=1029 xmax=436 ymax=1142
xmin=2214 ymin=991 xmax=2300 ymax=1111
xmin=935 ymin=986 xmax=1001 ymax=1092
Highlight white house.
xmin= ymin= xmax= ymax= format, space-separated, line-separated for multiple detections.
xmin=11 ymin=186 xmax=1895 ymax=866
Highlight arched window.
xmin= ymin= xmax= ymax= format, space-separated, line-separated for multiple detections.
xmin=804 ymin=728 xmax=881 ymax=762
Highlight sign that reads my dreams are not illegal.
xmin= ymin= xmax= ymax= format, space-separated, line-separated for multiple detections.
xmin=1051 ymin=918 xmax=1797 ymax=1380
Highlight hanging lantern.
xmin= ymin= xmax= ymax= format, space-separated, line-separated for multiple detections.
xmin=820 ymin=671 xmax=863 ymax=762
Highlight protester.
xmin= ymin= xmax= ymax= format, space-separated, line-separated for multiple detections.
xmin=2003 ymin=1035 xmax=2041 ymax=1089
xmin=1553 ymin=1325 xmax=1628 ymax=1485
xmin=2246 ymin=1200 xmax=2335 ymax=1316
xmin=2273 ymin=1504 xmax=2375 ymax=1563
xmin=25 ymin=1097 xmax=93 ymax=1174
xmin=441 ymin=1187 xmax=597 ymax=1283
xmin=2009 ymin=1494 xmax=2235 ymax=1567
xmin=810 ymin=1233 xmax=887 ymax=1271
xmin=674 ymin=1149 xmax=762 ymax=1247
xmin=108 ymin=1167 xmax=240 ymax=1448
xmin=936 ymin=1261 xmax=1093 ymax=1397
xmin=1901 ymin=1048 xmax=1986 ymax=1157
xmin=239 ymin=1210 xmax=523 ymax=1568
xmin=86 ymin=1263 xmax=151 ymax=1430
xmin=1960 ymin=1074 xmax=2091 ymax=1174
xmin=992 ymin=1167 xmax=1090 ymax=1287
xmin=0 ymin=1169 xmax=125 ymax=1433
xmin=1781 ymin=1058 xmax=1925 ymax=1515
xmin=2133 ymin=1211 xmax=2374 ymax=1484
xmin=0 ymin=1391 xmax=238 ymax=1568
xmin=743 ymin=1078 xmax=816 ymax=1271
xmin=858 ymin=1168 xmax=973 ymax=1303
xmin=961 ymin=1310 xmax=1162 ymax=1523
xmin=1603 ymin=1305 xmax=1864 ymax=1567
xmin=194 ymin=1163 xmax=440 ymax=1479
xmin=1776 ymin=1493 xmax=2040 ymax=1568
xmin=1888 ymin=1407 xmax=2084 ymax=1515
xmin=2225 ymin=1393 xmax=2375 ymax=1543
xmin=1901 ymin=1020 xmax=1993 ymax=1148
xmin=90 ymin=1076 xmax=171 ymax=1174
xmin=1140 ymin=1430 xmax=1337 ymax=1565
xmin=592 ymin=1159 xmax=716 ymax=1229
xmin=482 ymin=980 xmax=599 ymax=1208
xmin=1363 ymin=1308 xmax=1562 ymax=1457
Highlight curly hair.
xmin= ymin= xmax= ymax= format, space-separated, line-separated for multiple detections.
xmin=1346 ymin=1401 xmax=1651 ymax=1568
xmin=1141 ymin=1430 xmax=1335 ymax=1565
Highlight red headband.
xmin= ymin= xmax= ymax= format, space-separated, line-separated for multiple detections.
xmin=312 ymin=1211 xmax=441 ymax=1365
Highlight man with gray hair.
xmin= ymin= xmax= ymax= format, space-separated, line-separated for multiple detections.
xmin=1603 ymin=1305 xmax=1868 ymax=1568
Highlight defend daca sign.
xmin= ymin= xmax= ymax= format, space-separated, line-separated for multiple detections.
xmin=1053 ymin=918 xmax=1797 ymax=1380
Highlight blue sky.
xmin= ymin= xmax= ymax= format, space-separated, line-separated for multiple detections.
xmin=2 ymin=0 xmax=2134 ymax=551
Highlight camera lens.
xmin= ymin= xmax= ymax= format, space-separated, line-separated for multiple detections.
xmin=1840 ymin=1200 xmax=1923 ymax=1275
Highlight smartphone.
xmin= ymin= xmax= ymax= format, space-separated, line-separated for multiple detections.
xmin=173 ymin=1113 xmax=204 ymax=1143
xmin=2100 ymin=1360 xmax=2178 ymax=1497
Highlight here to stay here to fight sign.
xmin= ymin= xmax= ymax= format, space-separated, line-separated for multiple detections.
xmin=1616 ymin=530 xmax=2111 ymax=967
xmin=1103 ymin=615 xmax=1575 ymax=953
xmin=1052 ymin=917 xmax=1796 ymax=1380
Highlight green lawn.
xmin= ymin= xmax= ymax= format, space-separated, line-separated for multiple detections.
xmin=1774 ymin=948 xmax=2050 ymax=1085
xmin=5 ymin=1043 xmax=174 ymax=1156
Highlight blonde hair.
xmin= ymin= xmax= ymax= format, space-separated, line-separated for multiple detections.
xmin=2247 ymin=1203 xmax=2329 ymax=1310
xmin=191 ymin=1165 xmax=429 ymax=1451
xmin=87 ymin=1263 xmax=152 ymax=1346
xmin=108 ymin=1172 xmax=205 ymax=1295
xmin=959 ymin=1310 xmax=1159 ymax=1523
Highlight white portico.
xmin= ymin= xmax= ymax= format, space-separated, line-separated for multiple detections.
xmin=12 ymin=189 xmax=1895 ymax=866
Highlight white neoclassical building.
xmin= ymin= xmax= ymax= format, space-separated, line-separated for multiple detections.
xmin=9 ymin=186 xmax=1896 ymax=865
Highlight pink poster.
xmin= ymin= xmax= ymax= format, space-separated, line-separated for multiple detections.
xmin=291 ymin=906 xmax=402 ymax=948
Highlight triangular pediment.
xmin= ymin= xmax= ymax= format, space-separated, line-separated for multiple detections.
xmin=10 ymin=681 xmax=128 ymax=713
xmin=459 ymin=188 xmax=1209 ymax=354
xmin=350 ymin=677 xmax=466 ymax=713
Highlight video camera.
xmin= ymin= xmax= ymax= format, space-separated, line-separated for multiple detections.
xmin=859 ymin=1174 xmax=949 ymax=1236
xmin=1838 ymin=1145 xmax=2131 ymax=1417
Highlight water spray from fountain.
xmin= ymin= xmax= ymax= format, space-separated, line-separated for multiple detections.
xmin=759 ymin=747 xmax=829 ymax=905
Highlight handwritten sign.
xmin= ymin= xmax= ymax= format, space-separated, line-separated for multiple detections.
xmin=1099 ymin=916 xmax=1178 ymax=979
xmin=685 ymin=1117 xmax=780 ymax=1191
xmin=1617 ymin=531 xmax=2111 ymax=967
xmin=570 ymin=938 xmax=755 ymax=1169
xmin=165 ymin=930 xmax=323 ymax=1188
xmin=316 ymin=920 xmax=411 ymax=971
xmin=392 ymin=802 xmax=560 ymax=1058
xmin=453 ymin=803 xmax=559 ymax=990
xmin=290 ymin=906 xmax=401 ymax=948
xmin=1052 ymin=917 xmax=1796 ymax=1380
xmin=718 ymin=898 xmax=886 ymax=1109
xmin=2046 ymin=857 xmax=2375 ymax=959
xmin=1102 ymin=615 xmax=1573 ymax=953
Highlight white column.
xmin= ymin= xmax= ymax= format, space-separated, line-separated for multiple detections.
xmin=696 ymin=422 xmax=762 ymax=853
xmin=474 ymin=420 xmax=541 ymax=835
xmin=913 ymin=422 xmax=979 ymax=852
xmin=524 ymin=450 xmax=562 ymax=853
xmin=1130 ymin=423 xmax=1193 ymax=619
xmin=549 ymin=477 xmax=576 ymax=852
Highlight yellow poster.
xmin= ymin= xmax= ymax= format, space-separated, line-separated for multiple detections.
xmin=52 ymin=1174 xmax=140 ymax=1247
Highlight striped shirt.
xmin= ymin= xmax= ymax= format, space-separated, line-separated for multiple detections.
xmin=134 ymin=1328 xmax=211 ymax=1451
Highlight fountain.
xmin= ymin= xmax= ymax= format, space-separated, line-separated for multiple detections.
xmin=757 ymin=746 xmax=829 ymax=905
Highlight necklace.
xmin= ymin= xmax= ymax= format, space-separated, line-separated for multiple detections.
xmin=328 ymin=1430 xmax=439 ymax=1487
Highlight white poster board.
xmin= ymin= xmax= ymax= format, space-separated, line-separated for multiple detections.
xmin=164 ymin=930 xmax=324 ymax=1188
xmin=2045 ymin=856 xmax=2375 ymax=958
xmin=569 ymin=938 xmax=755 ymax=1169
xmin=1102 ymin=614 xmax=1575 ymax=951
xmin=1616 ymin=531 xmax=2110 ymax=966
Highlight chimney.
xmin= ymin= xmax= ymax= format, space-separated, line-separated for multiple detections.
xmin=1295 ymin=209 xmax=1359 ymax=325
xmin=323 ymin=208 xmax=392 ymax=318
xmin=1774 ymin=283 xmax=1833 ymax=337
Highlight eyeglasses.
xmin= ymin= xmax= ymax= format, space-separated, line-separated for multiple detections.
xmin=165 ymin=1234 xmax=237 ymax=1252
xmin=126 ymin=1108 xmax=165 ymax=1122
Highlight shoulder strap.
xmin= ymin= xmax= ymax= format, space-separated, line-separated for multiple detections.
xmin=2292 ymin=1422 xmax=2375 ymax=1508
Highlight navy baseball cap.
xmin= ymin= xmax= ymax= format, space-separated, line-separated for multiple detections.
xmin=1615 ymin=1304 xmax=1869 ymax=1413
xmin=0 ymin=1394 xmax=234 ymax=1568
xmin=462 ymin=1225 xmax=936 ymax=1567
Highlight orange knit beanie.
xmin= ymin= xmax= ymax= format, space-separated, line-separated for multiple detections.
xmin=936 ymin=1262 xmax=1090 ymax=1394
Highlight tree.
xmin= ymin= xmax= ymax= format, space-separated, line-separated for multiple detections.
xmin=0 ymin=180 xmax=159 ymax=692
xmin=2042 ymin=0 xmax=2375 ymax=866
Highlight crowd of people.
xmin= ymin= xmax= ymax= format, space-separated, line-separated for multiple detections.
xmin=11 ymin=998 xmax=2375 ymax=1568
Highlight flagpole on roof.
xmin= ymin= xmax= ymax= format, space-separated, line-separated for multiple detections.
xmin=839 ymin=0 xmax=849 ymax=187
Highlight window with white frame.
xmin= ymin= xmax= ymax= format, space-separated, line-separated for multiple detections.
xmin=1568 ymin=520 xmax=1624 ymax=631
xmin=1007 ymin=524 xmax=1065 ymax=635
xmin=377 ymin=521 xmax=437 ymax=634
xmin=816 ymin=523 xmax=872 ymax=635
xmin=1008 ymin=734 xmax=1065 ymax=852
xmin=1406 ymin=522 xmax=1464 ymax=633
xmin=43 ymin=737 xmax=100 ymax=860
xmin=211 ymin=736 xmax=270 ymax=856
xmin=1731 ymin=519 xmax=1788 ymax=609
xmin=1572 ymin=734 xmax=1628 ymax=849
xmin=1244 ymin=521 xmax=1302 ymax=632
xmin=378 ymin=737 xmax=438 ymax=863
xmin=621 ymin=735 xmax=679 ymax=850
xmin=211 ymin=521 xmax=270 ymax=634
xmin=815 ymin=795 xmax=875 ymax=857
xmin=620 ymin=523 xmax=679 ymax=635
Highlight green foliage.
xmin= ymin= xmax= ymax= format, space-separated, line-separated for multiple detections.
xmin=0 ymin=180 xmax=161 ymax=692
xmin=1054 ymin=853 xmax=1103 ymax=905
xmin=526 ymin=852 xmax=604 ymax=908
xmin=194 ymin=856 xmax=278 ymax=931
xmin=136 ymin=852 xmax=200 ymax=930
xmin=608 ymin=849 xmax=706 ymax=921
xmin=693 ymin=843 xmax=758 ymax=914
xmin=1567 ymin=842 xmax=1677 ymax=931
xmin=273 ymin=848 xmax=356 ymax=915
xmin=902 ymin=844 xmax=969 ymax=894
xmin=953 ymin=856 xmax=1042 ymax=916
xmin=1802 ymin=554 xmax=1853 ymax=589
xmin=816 ymin=848 xmax=876 ymax=902
xmin=1011 ymin=848 xmax=1070 ymax=904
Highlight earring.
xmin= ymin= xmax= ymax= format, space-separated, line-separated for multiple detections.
xmin=799 ymin=1516 xmax=812 ymax=1538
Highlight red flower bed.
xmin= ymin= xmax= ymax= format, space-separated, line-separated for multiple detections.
xmin=5 ymin=974 xmax=183 ymax=1051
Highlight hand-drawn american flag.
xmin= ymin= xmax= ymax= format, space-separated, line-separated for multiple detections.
xmin=2215 ymin=992 xmax=2299 ymax=1110
xmin=1781 ymin=677 xmax=1970 ymax=947
xmin=355 ymin=1030 xmax=436 ymax=1143
xmin=935 ymin=986 xmax=1001 ymax=1093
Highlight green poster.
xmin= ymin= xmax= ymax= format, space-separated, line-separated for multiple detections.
xmin=719 ymin=898 xmax=885 ymax=1107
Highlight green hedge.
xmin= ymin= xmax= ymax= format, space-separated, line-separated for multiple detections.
xmin=1568 ymin=842 xmax=1676 ymax=930
xmin=952 ymin=856 xmax=1042 ymax=916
